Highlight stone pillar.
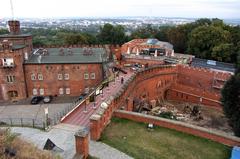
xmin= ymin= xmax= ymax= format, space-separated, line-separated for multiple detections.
xmin=75 ymin=128 xmax=89 ymax=159
xmin=90 ymin=114 xmax=101 ymax=140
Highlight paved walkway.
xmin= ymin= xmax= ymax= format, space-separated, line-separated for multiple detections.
xmin=8 ymin=124 xmax=133 ymax=159
xmin=62 ymin=69 xmax=134 ymax=127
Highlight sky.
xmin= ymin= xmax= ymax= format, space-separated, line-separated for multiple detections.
xmin=0 ymin=0 xmax=240 ymax=19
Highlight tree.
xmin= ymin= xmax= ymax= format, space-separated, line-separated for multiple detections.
xmin=166 ymin=25 xmax=190 ymax=53
xmin=131 ymin=24 xmax=157 ymax=39
xmin=212 ymin=43 xmax=234 ymax=62
xmin=187 ymin=25 xmax=232 ymax=61
xmin=64 ymin=33 xmax=88 ymax=45
xmin=97 ymin=23 xmax=127 ymax=44
xmin=0 ymin=29 xmax=8 ymax=35
xmin=221 ymin=68 xmax=240 ymax=136
xmin=154 ymin=26 xmax=172 ymax=41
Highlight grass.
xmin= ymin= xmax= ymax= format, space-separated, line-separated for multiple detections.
xmin=100 ymin=117 xmax=231 ymax=159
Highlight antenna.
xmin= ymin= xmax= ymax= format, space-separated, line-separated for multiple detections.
xmin=10 ymin=0 xmax=14 ymax=20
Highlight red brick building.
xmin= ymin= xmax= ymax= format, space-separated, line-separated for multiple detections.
xmin=0 ymin=21 xmax=106 ymax=101
xmin=121 ymin=38 xmax=174 ymax=56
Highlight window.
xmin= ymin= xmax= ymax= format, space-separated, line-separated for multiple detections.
xmin=39 ymin=88 xmax=44 ymax=95
xmin=38 ymin=74 xmax=43 ymax=80
xmin=6 ymin=75 xmax=15 ymax=83
xmin=33 ymin=88 xmax=38 ymax=95
xmin=58 ymin=74 xmax=63 ymax=80
xmin=8 ymin=91 xmax=18 ymax=98
xmin=84 ymin=73 xmax=89 ymax=80
xmin=66 ymin=88 xmax=70 ymax=95
xmin=59 ymin=88 xmax=64 ymax=95
xmin=84 ymin=87 xmax=89 ymax=94
xmin=90 ymin=73 xmax=95 ymax=79
xmin=2 ymin=58 xmax=14 ymax=67
xmin=31 ymin=74 xmax=36 ymax=80
xmin=64 ymin=73 xmax=69 ymax=80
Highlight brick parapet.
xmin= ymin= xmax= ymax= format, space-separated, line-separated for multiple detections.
xmin=89 ymin=64 xmax=232 ymax=140
xmin=114 ymin=110 xmax=240 ymax=146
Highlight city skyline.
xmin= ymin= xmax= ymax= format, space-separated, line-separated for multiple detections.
xmin=0 ymin=0 xmax=240 ymax=19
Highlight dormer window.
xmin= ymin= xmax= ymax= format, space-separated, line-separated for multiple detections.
xmin=2 ymin=58 xmax=14 ymax=67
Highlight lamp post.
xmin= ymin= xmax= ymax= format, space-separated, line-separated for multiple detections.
xmin=44 ymin=107 xmax=49 ymax=128
xmin=93 ymin=101 xmax=97 ymax=109
xmin=83 ymin=102 xmax=87 ymax=113
xmin=101 ymin=89 xmax=104 ymax=101
xmin=113 ymin=73 xmax=116 ymax=87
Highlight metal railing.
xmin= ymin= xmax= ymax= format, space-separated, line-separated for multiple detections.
xmin=0 ymin=117 xmax=45 ymax=129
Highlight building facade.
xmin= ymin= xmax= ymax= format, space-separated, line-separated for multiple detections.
xmin=0 ymin=21 xmax=106 ymax=101
xmin=121 ymin=38 xmax=174 ymax=56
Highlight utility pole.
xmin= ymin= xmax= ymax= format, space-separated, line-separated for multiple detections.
xmin=10 ymin=0 xmax=15 ymax=20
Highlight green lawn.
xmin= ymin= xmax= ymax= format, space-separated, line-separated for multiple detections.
xmin=100 ymin=117 xmax=231 ymax=159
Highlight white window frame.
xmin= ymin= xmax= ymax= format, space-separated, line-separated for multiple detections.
xmin=84 ymin=87 xmax=89 ymax=94
xmin=90 ymin=73 xmax=95 ymax=79
xmin=38 ymin=74 xmax=43 ymax=80
xmin=33 ymin=88 xmax=38 ymax=95
xmin=6 ymin=75 xmax=15 ymax=83
xmin=58 ymin=74 xmax=63 ymax=80
xmin=64 ymin=73 xmax=69 ymax=80
xmin=39 ymin=88 xmax=44 ymax=95
xmin=84 ymin=73 xmax=89 ymax=80
xmin=2 ymin=58 xmax=14 ymax=66
xmin=59 ymin=88 xmax=64 ymax=95
xmin=66 ymin=88 xmax=70 ymax=95
xmin=31 ymin=74 xmax=36 ymax=80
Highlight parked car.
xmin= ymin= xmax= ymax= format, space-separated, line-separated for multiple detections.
xmin=43 ymin=95 xmax=53 ymax=103
xmin=31 ymin=96 xmax=43 ymax=104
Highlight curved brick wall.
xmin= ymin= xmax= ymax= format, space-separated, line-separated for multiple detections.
xmin=90 ymin=64 xmax=232 ymax=142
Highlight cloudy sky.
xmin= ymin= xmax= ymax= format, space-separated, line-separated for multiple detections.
xmin=0 ymin=0 xmax=239 ymax=19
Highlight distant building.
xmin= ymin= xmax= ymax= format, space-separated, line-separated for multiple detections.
xmin=121 ymin=38 xmax=174 ymax=56
xmin=0 ymin=20 xmax=106 ymax=101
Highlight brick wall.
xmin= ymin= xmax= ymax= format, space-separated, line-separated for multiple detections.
xmin=90 ymin=65 xmax=177 ymax=140
xmin=114 ymin=110 xmax=240 ymax=146
xmin=24 ymin=63 xmax=103 ymax=97
xmin=176 ymin=65 xmax=231 ymax=93
xmin=89 ymin=64 xmax=232 ymax=141
xmin=0 ymin=45 xmax=27 ymax=100
xmin=122 ymin=58 xmax=165 ymax=66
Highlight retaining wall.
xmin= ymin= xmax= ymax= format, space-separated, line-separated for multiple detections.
xmin=114 ymin=110 xmax=240 ymax=146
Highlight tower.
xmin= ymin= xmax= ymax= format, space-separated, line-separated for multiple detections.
xmin=0 ymin=21 xmax=29 ymax=101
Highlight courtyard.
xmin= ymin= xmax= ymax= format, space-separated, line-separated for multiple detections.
xmin=101 ymin=117 xmax=231 ymax=159
xmin=0 ymin=96 xmax=77 ymax=128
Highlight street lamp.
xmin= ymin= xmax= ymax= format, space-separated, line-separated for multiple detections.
xmin=83 ymin=102 xmax=87 ymax=113
xmin=44 ymin=107 xmax=49 ymax=128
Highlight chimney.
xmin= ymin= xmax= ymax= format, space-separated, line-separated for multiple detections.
xmin=8 ymin=20 xmax=20 ymax=35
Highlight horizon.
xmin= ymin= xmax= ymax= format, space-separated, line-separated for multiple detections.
xmin=1 ymin=16 xmax=240 ymax=20
xmin=1 ymin=0 xmax=240 ymax=19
